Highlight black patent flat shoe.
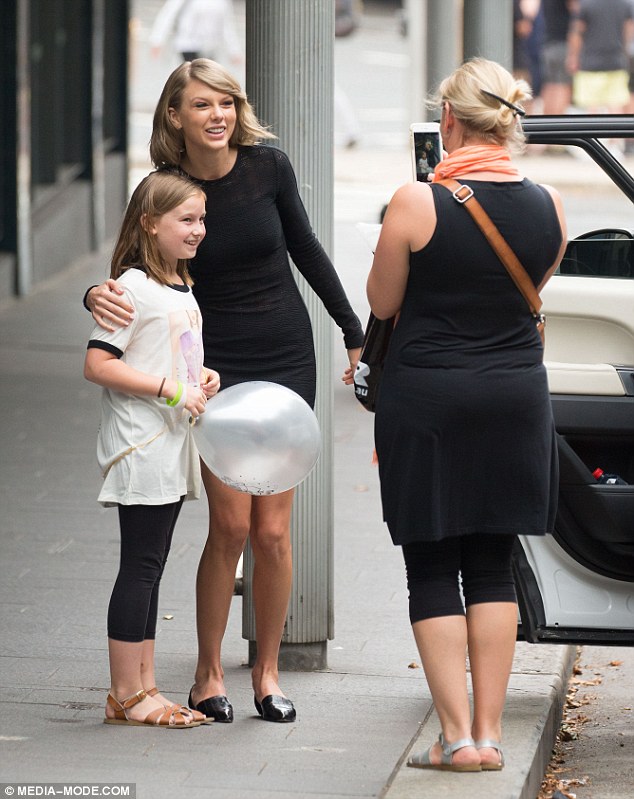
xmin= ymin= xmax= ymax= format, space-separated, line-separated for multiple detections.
xmin=254 ymin=694 xmax=296 ymax=723
xmin=188 ymin=688 xmax=234 ymax=723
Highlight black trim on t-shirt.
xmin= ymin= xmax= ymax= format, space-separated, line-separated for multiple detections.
xmin=87 ymin=340 xmax=123 ymax=358
xmin=83 ymin=266 xmax=191 ymax=310
xmin=126 ymin=264 xmax=190 ymax=292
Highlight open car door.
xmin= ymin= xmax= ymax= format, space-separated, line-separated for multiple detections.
xmin=513 ymin=117 xmax=634 ymax=646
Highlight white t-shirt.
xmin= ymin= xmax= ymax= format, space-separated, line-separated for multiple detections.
xmin=88 ymin=268 xmax=204 ymax=506
xmin=149 ymin=0 xmax=242 ymax=60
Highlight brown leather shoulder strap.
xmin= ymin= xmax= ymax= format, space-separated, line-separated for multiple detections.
xmin=436 ymin=178 xmax=542 ymax=314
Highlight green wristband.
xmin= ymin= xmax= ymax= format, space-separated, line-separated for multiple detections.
xmin=166 ymin=381 xmax=184 ymax=407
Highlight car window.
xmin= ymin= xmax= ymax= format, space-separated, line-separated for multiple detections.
xmin=560 ymin=237 xmax=634 ymax=278
xmin=521 ymin=139 xmax=634 ymax=239
xmin=521 ymin=140 xmax=634 ymax=278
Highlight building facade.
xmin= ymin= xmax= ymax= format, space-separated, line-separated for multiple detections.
xmin=0 ymin=0 xmax=128 ymax=300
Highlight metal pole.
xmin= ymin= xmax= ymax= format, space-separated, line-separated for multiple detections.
xmin=463 ymin=0 xmax=513 ymax=69
xmin=427 ymin=0 xmax=461 ymax=98
xmin=91 ymin=0 xmax=106 ymax=251
xmin=243 ymin=0 xmax=334 ymax=670
xmin=16 ymin=0 xmax=32 ymax=296
xmin=405 ymin=0 xmax=427 ymax=122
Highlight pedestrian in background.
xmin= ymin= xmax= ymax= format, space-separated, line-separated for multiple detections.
xmin=513 ymin=0 xmax=543 ymax=111
xmin=83 ymin=58 xmax=363 ymax=724
xmin=540 ymin=0 xmax=576 ymax=117
xmin=150 ymin=0 xmax=242 ymax=66
xmin=368 ymin=58 xmax=567 ymax=771
xmin=566 ymin=0 xmax=634 ymax=114
xmin=335 ymin=0 xmax=362 ymax=147
xmin=84 ymin=171 xmax=220 ymax=729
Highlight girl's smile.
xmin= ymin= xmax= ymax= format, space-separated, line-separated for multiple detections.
xmin=149 ymin=195 xmax=206 ymax=271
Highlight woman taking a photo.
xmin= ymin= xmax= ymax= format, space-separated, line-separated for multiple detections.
xmin=368 ymin=58 xmax=567 ymax=771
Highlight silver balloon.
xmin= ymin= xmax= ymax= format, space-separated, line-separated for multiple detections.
xmin=192 ymin=381 xmax=321 ymax=495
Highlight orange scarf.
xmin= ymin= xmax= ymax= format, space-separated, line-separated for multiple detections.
xmin=432 ymin=144 xmax=521 ymax=182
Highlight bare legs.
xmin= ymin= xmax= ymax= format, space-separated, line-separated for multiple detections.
xmin=541 ymin=82 xmax=572 ymax=116
xmin=411 ymin=616 xmax=480 ymax=768
xmin=191 ymin=468 xmax=247 ymax=702
xmin=249 ymin=491 xmax=294 ymax=699
xmin=139 ymin=638 xmax=177 ymax=707
xmin=468 ymin=602 xmax=518 ymax=766
xmin=410 ymin=601 xmax=518 ymax=768
xmin=191 ymin=463 xmax=294 ymax=705
xmin=106 ymin=638 xmax=171 ymax=722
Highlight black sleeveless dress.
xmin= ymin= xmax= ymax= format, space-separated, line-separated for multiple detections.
xmin=185 ymin=145 xmax=364 ymax=408
xmin=374 ymin=179 xmax=563 ymax=545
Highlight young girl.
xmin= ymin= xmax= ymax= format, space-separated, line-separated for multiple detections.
xmin=84 ymin=171 xmax=220 ymax=728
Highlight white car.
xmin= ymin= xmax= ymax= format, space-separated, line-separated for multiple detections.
xmin=515 ymin=115 xmax=634 ymax=646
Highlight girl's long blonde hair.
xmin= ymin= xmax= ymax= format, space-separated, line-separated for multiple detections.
xmin=110 ymin=171 xmax=205 ymax=287
xmin=150 ymin=58 xmax=276 ymax=169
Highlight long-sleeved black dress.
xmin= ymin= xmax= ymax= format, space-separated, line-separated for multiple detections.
xmin=184 ymin=145 xmax=363 ymax=407
xmin=375 ymin=179 xmax=563 ymax=545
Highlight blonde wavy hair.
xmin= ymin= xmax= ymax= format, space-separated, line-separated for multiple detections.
xmin=150 ymin=59 xmax=276 ymax=168
xmin=433 ymin=58 xmax=532 ymax=152
xmin=111 ymin=171 xmax=206 ymax=287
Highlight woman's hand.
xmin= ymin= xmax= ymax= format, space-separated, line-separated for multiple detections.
xmin=87 ymin=279 xmax=135 ymax=331
xmin=201 ymin=368 xmax=221 ymax=398
xmin=342 ymin=346 xmax=362 ymax=385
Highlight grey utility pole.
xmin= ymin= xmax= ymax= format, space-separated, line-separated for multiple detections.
xmin=463 ymin=0 xmax=513 ymax=69
xmin=426 ymin=0 xmax=461 ymax=100
xmin=243 ymin=0 xmax=335 ymax=670
xmin=405 ymin=0 xmax=428 ymax=122
xmin=406 ymin=0 xmax=461 ymax=123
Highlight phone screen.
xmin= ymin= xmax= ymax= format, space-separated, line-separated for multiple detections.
xmin=413 ymin=131 xmax=443 ymax=183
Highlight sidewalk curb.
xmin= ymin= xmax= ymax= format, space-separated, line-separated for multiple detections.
xmin=519 ymin=645 xmax=577 ymax=799
xmin=381 ymin=644 xmax=576 ymax=799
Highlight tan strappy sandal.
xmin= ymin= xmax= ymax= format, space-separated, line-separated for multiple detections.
xmin=104 ymin=689 xmax=202 ymax=728
xmin=146 ymin=686 xmax=211 ymax=725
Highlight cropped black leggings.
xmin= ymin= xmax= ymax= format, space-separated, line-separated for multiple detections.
xmin=402 ymin=533 xmax=518 ymax=624
xmin=107 ymin=498 xmax=184 ymax=643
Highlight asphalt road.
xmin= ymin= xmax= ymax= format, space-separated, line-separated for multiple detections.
xmin=540 ymin=646 xmax=634 ymax=799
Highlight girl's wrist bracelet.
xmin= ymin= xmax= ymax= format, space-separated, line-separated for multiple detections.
xmin=166 ymin=380 xmax=184 ymax=407
xmin=157 ymin=377 xmax=167 ymax=398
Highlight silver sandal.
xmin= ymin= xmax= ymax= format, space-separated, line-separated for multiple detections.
xmin=407 ymin=733 xmax=481 ymax=772
xmin=475 ymin=738 xmax=505 ymax=771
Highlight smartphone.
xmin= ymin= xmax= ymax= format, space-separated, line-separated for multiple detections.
xmin=410 ymin=122 xmax=443 ymax=183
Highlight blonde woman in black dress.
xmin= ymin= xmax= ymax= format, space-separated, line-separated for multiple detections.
xmin=368 ymin=58 xmax=567 ymax=771
xmin=85 ymin=59 xmax=363 ymax=723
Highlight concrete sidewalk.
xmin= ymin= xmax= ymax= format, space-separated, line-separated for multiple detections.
xmin=0 ymin=148 xmax=576 ymax=799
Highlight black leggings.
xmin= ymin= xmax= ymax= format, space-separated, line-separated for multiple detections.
xmin=402 ymin=533 xmax=517 ymax=624
xmin=107 ymin=498 xmax=184 ymax=643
